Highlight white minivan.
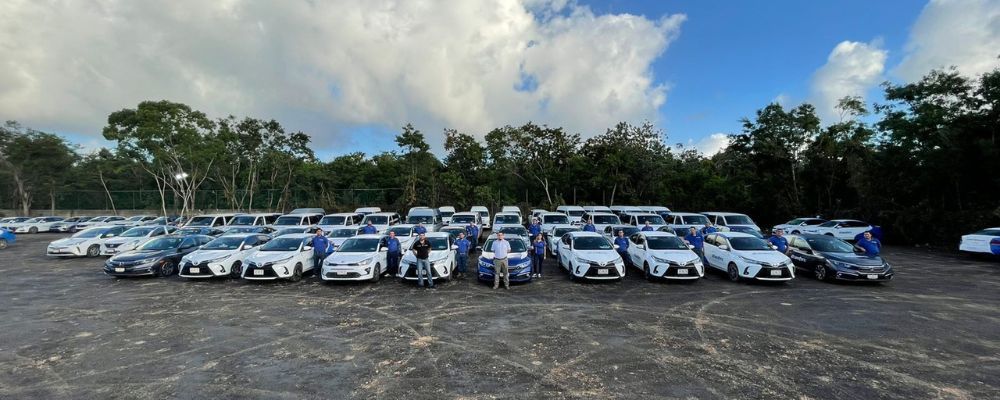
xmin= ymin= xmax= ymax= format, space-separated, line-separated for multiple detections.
xmin=555 ymin=205 xmax=585 ymax=224
xmin=470 ymin=206 xmax=491 ymax=229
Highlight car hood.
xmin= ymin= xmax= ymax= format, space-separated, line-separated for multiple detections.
xmin=734 ymin=250 xmax=789 ymax=265
xmin=402 ymin=249 xmax=451 ymax=262
xmin=111 ymin=249 xmax=173 ymax=262
xmin=327 ymin=252 xmax=377 ymax=264
xmin=480 ymin=251 xmax=530 ymax=262
xmin=648 ymin=249 xmax=700 ymax=264
xmin=246 ymin=250 xmax=297 ymax=264
xmin=572 ymin=250 xmax=620 ymax=264
xmin=186 ymin=249 xmax=239 ymax=264
xmin=50 ymin=238 xmax=90 ymax=247
xmin=104 ymin=237 xmax=143 ymax=246
xmin=820 ymin=252 xmax=884 ymax=266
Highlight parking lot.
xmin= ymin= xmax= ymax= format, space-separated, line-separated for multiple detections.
xmin=0 ymin=233 xmax=997 ymax=399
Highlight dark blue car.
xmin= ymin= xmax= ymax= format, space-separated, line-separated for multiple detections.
xmin=478 ymin=236 xmax=533 ymax=283
xmin=787 ymin=234 xmax=893 ymax=282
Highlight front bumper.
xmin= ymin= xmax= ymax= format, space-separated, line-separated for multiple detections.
xmin=571 ymin=262 xmax=625 ymax=280
xmin=321 ymin=263 xmax=376 ymax=281
xmin=179 ymin=260 xmax=228 ymax=278
xmin=47 ymin=246 xmax=87 ymax=257
xmin=832 ymin=265 xmax=894 ymax=281
xmin=748 ymin=264 xmax=795 ymax=281
xmin=649 ymin=262 xmax=704 ymax=279
xmin=398 ymin=260 xmax=451 ymax=281
xmin=477 ymin=261 xmax=533 ymax=282
xmin=243 ymin=262 xmax=295 ymax=280
xmin=104 ymin=260 xmax=160 ymax=276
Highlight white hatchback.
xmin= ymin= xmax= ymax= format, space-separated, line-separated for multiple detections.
xmin=626 ymin=231 xmax=703 ymax=280
xmin=321 ymin=234 xmax=389 ymax=282
xmin=556 ymin=231 xmax=625 ymax=281
xmin=398 ymin=232 xmax=456 ymax=282
xmin=241 ymin=233 xmax=316 ymax=281
xmin=703 ymin=232 xmax=794 ymax=282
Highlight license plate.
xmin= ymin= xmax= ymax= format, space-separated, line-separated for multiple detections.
xmin=335 ymin=271 xmax=347 ymax=275
xmin=770 ymin=270 xmax=782 ymax=276
xmin=598 ymin=269 xmax=609 ymax=275
xmin=867 ymin=274 xmax=878 ymax=280
xmin=114 ymin=267 xmax=125 ymax=273
xmin=190 ymin=267 xmax=200 ymax=274
xmin=253 ymin=269 xmax=264 ymax=276
xmin=676 ymin=268 xmax=689 ymax=275
xmin=107 ymin=249 xmax=117 ymax=254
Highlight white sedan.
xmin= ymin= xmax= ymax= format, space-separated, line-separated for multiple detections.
xmin=321 ymin=234 xmax=389 ymax=282
xmin=556 ymin=231 xmax=625 ymax=281
xmin=47 ymin=226 xmax=129 ymax=257
xmin=545 ymin=225 xmax=579 ymax=257
xmin=14 ymin=217 xmax=65 ymax=234
xmin=703 ymin=232 xmax=795 ymax=282
xmin=626 ymin=231 xmax=704 ymax=280
xmin=772 ymin=217 xmax=827 ymax=234
xmin=398 ymin=232 xmax=456 ymax=283
xmin=959 ymin=227 xmax=1000 ymax=256
xmin=799 ymin=219 xmax=875 ymax=240
xmin=101 ymin=225 xmax=175 ymax=256
xmin=179 ymin=234 xmax=271 ymax=278
xmin=241 ymin=233 xmax=316 ymax=281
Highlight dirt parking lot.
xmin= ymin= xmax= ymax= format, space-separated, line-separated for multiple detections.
xmin=0 ymin=233 xmax=997 ymax=399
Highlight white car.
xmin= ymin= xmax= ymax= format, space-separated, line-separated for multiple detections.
xmin=384 ymin=225 xmax=419 ymax=249
xmin=609 ymin=205 xmax=643 ymax=219
xmin=773 ymin=217 xmax=828 ymax=234
xmin=556 ymin=231 xmax=625 ymax=281
xmin=470 ymin=206 xmax=491 ymax=229
xmin=492 ymin=212 xmax=523 ymax=232
xmin=326 ymin=227 xmax=361 ymax=251
xmin=405 ymin=208 xmax=443 ymax=232
xmin=638 ymin=206 xmax=671 ymax=220
xmin=118 ymin=215 xmax=157 ymax=226
xmin=556 ymin=205 xmax=586 ymax=224
xmin=321 ymin=234 xmax=389 ymax=282
xmin=701 ymin=212 xmax=761 ymax=234
xmin=101 ymin=225 xmax=175 ymax=256
xmin=665 ymin=212 xmax=712 ymax=235
xmin=1 ymin=217 xmax=31 ymax=230
xmin=540 ymin=212 xmax=572 ymax=233
xmin=501 ymin=206 xmax=522 ymax=217
xmin=622 ymin=213 xmax=668 ymax=231
xmin=361 ymin=212 xmax=401 ymax=234
xmin=273 ymin=213 xmax=324 ymax=228
xmin=545 ymin=225 xmax=579 ymax=256
xmin=703 ymin=232 xmax=795 ymax=282
xmin=185 ymin=214 xmax=237 ymax=228
xmin=959 ymin=227 xmax=1000 ymax=255
xmin=179 ymin=234 xmax=271 ymax=278
xmin=438 ymin=206 xmax=456 ymax=225
xmin=626 ymin=231 xmax=703 ymax=280
xmin=229 ymin=213 xmax=281 ymax=227
xmin=14 ymin=216 xmax=65 ymax=234
xmin=75 ymin=216 xmax=127 ymax=230
xmin=241 ymin=233 xmax=316 ymax=281
xmin=317 ymin=213 xmax=362 ymax=233
xmin=799 ymin=219 xmax=875 ymax=240
xmin=354 ymin=207 xmax=382 ymax=216
xmin=397 ymin=232 xmax=456 ymax=283
xmin=580 ymin=212 xmax=621 ymax=233
xmin=449 ymin=212 xmax=482 ymax=240
xmin=47 ymin=226 xmax=129 ymax=257
xmin=582 ymin=206 xmax=613 ymax=214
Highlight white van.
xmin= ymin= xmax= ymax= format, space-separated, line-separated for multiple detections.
xmin=470 ymin=206 xmax=491 ymax=229
xmin=555 ymin=205 xmax=585 ymax=224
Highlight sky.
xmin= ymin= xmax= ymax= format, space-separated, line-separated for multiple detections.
xmin=1 ymin=0 xmax=998 ymax=159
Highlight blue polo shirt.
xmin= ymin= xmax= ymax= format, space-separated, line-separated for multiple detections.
xmin=856 ymin=237 xmax=881 ymax=256
xmin=614 ymin=236 xmax=629 ymax=251
xmin=385 ymin=237 xmax=401 ymax=253
xmin=455 ymin=238 xmax=471 ymax=255
xmin=583 ymin=224 xmax=596 ymax=232
xmin=532 ymin=240 xmax=545 ymax=255
xmin=641 ymin=225 xmax=654 ymax=231
xmin=528 ymin=223 xmax=542 ymax=237
xmin=466 ymin=224 xmax=478 ymax=238
xmin=768 ymin=236 xmax=788 ymax=253
xmin=685 ymin=233 xmax=705 ymax=249
xmin=361 ymin=225 xmax=377 ymax=234
xmin=414 ymin=225 xmax=427 ymax=235
xmin=311 ymin=235 xmax=329 ymax=256
xmin=702 ymin=226 xmax=718 ymax=235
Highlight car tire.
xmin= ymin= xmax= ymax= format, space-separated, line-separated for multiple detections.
xmin=825 ymin=233 xmax=835 ymax=237
xmin=727 ymin=263 xmax=740 ymax=282
xmin=86 ymin=245 xmax=100 ymax=257
xmin=29 ymin=226 xmax=38 ymax=234
xmin=814 ymin=264 xmax=829 ymax=281
xmin=791 ymin=230 xmax=800 ymax=235
xmin=371 ymin=263 xmax=381 ymax=283
xmin=230 ymin=261 xmax=242 ymax=278
xmin=290 ymin=264 xmax=303 ymax=282
xmin=644 ymin=262 xmax=654 ymax=281
xmin=158 ymin=261 xmax=176 ymax=277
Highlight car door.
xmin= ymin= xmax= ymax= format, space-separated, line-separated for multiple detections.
xmin=787 ymin=237 xmax=815 ymax=268
xmin=558 ymin=235 xmax=572 ymax=268
xmin=703 ymin=234 xmax=722 ymax=269
xmin=627 ymin=233 xmax=645 ymax=267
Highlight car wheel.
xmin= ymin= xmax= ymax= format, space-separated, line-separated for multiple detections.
xmin=290 ymin=263 xmax=303 ymax=282
xmin=644 ymin=262 xmax=654 ymax=282
xmin=29 ymin=226 xmax=38 ymax=234
xmin=86 ymin=245 xmax=100 ymax=257
xmin=229 ymin=261 xmax=242 ymax=278
xmin=825 ymin=233 xmax=834 ymax=237
xmin=814 ymin=264 xmax=828 ymax=281
xmin=791 ymin=230 xmax=800 ymax=234
xmin=158 ymin=261 xmax=176 ymax=277
xmin=727 ymin=263 xmax=740 ymax=282
xmin=0 ymin=239 xmax=6 ymax=250
xmin=371 ymin=263 xmax=381 ymax=282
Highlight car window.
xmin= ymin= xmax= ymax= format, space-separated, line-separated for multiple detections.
xmin=339 ymin=238 xmax=381 ymax=252
xmin=635 ymin=215 xmax=665 ymax=225
xmin=729 ymin=237 xmax=771 ymax=251
xmin=573 ymin=236 xmax=613 ymax=250
xmin=592 ymin=215 xmax=620 ymax=224
xmin=818 ymin=221 xmax=838 ymax=228
xmin=646 ymin=236 xmax=688 ymax=250
xmin=629 ymin=233 xmax=643 ymax=244
xmin=972 ymin=229 xmax=1000 ymax=236
xmin=320 ymin=216 xmax=347 ymax=226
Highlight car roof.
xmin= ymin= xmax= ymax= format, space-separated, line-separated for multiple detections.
xmin=389 ymin=224 xmax=416 ymax=229
xmin=278 ymin=233 xmax=314 ymax=239
xmin=494 ymin=212 xmax=520 ymax=216
xmin=701 ymin=212 xmax=749 ymax=216
xmin=470 ymin=206 xmax=488 ymax=210
xmin=557 ymin=205 xmax=584 ymax=209
xmin=830 ymin=219 xmax=864 ymax=223
xmin=586 ymin=212 xmax=617 ymax=216
xmin=438 ymin=206 xmax=456 ymax=210
xmin=350 ymin=234 xmax=382 ymax=239
xmin=623 ymin=212 xmax=659 ymax=217
xmin=452 ymin=211 xmax=478 ymax=216
xmin=541 ymin=212 xmax=569 ymax=217
xmin=638 ymin=231 xmax=677 ymax=237
xmin=323 ymin=212 xmax=358 ymax=217
xmin=716 ymin=232 xmax=756 ymax=238
xmin=566 ymin=231 xmax=604 ymax=238
xmin=669 ymin=212 xmax=704 ymax=216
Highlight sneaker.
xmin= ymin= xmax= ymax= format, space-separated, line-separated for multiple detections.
xmin=493 ymin=285 xmax=498 ymax=290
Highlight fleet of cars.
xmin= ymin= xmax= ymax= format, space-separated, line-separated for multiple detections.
xmin=104 ymin=235 xmax=213 ymax=277
xmin=799 ymin=219 xmax=879 ymax=241
xmin=179 ymin=234 xmax=271 ymax=278
xmin=48 ymin=226 xmax=128 ymax=257
xmin=100 ymin=225 xmax=176 ymax=256
xmin=14 ymin=216 xmax=66 ymax=234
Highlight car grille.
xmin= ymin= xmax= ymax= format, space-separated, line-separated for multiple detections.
xmin=245 ymin=263 xmax=278 ymax=278
xmin=325 ymin=271 xmax=363 ymax=279
xmin=181 ymin=262 xmax=215 ymax=277
xmin=403 ymin=263 xmax=440 ymax=278
xmin=584 ymin=265 xmax=622 ymax=278
xmin=105 ymin=243 xmax=121 ymax=249
xmin=753 ymin=267 xmax=791 ymax=279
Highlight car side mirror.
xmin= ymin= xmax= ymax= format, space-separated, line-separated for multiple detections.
xmin=613 ymin=244 xmax=620 ymax=249
xmin=379 ymin=247 xmax=388 ymax=252
xmin=637 ymin=244 xmax=645 ymax=249
xmin=770 ymin=244 xmax=778 ymax=250
xmin=719 ymin=244 xmax=729 ymax=251
xmin=242 ymin=244 xmax=253 ymax=250
xmin=450 ymin=245 xmax=458 ymax=250
xmin=687 ymin=244 xmax=694 ymax=249
xmin=303 ymin=245 xmax=313 ymax=251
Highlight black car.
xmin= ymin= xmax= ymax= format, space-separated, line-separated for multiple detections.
xmin=104 ymin=235 xmax=213 ymax=277
xmin=787 ymin=234 xmax=893 ymax=282
xmin=175 ymin=226 xmax=226 ymax=237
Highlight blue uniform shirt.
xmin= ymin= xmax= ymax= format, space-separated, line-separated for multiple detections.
xmin=685 ymin=233 xmax=705 ymax=249
xmin=361 ymin=225 xmax=377 ymax=234
xmin=528 ymin=223 xmax=542 ymax=237
xmin=768 ymin=236 xmax=788 ymax=253
xmin=414 ymin=225 xmax=427 ymax=235
xmin=466 ymin=224 xmax=478 ymax=238
xmin=856 ymin=237 xmax=881 ymax=255
xmin=311 ymin=235 xmax=329 ymax=255
xmin=641 ymin=225 xmax=654 ymax=231
xmin=533 ymin=240 xmax=546 ymax=255
xmin=583 ymin=224 xmax=597 ymax=232
xmin=702 ymin=226 xmax=718 ymax=235
xmin=455 ymin=238 xmax=471 ymax=255
xmin=385 ymin=237 xmax=401 ymax=254
xmin=614 ymin=236 xmax=629 ymax=251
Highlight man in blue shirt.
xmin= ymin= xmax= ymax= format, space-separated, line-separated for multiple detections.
xmin=361 ymin=221 xmax=377 ymax=235
xmin=641 ymin=221 xmax=654 ymax=231
xmin=701 ymin=222 xmax=718 ymax=235
xmin=454 ymin=232 xmax=471 ymax=278
xmin=854 ymin=231 xmax=882 ymax=256
xmin=768 ymin=228 xmax=789 ymax=254
xmin=684 ymin=227 xmax=706 ymax=264
xmin=465 ymin=222 xmax=479 ymax=250
xmin=582 ymin=219 xmax=597 ymax=232
xmin=311 ymin=229 xmax=330 ymax=274
xmin=384 ymin=231 xmax=402 ymax=275
xmin=614 ymin=230 xmax=630 ymax=266
xmin=528 ymin=218 xmax=542 ymax=237
xmin=414 ymin=223 xmax=427 ymax=235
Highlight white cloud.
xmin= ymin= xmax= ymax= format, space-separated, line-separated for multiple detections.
xmin=687 ymin=133 xmax=729 ymax=156
xmin=895 ymin=0 xmax=1000 ymax=81
xmin=810 ymin=40 xmax=887 ymax=122
xmin=0 ymin=0 xmax=684 ymax=151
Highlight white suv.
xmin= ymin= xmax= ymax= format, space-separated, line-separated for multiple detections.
xmin=361 ymin=212 xmax=401 ymax=233
xmin=703 ymin=232 xmax=794 ymax=282
xmin=491 ymin=212 xmax=523 ymax=232
xmin=626 ymin=231 xmax=703 ymax=281
xmin=470 ymin=206 xmax=491 ymax=229
xmin=556 ymin=231 xmax=625 ymax=281
xmin=321 ymin=234 xmax=388 ymax=282
xmin=317 ymin=213 xmax=362 ymax=232
xmin=623 ymin=213 xmax=668 ymax=231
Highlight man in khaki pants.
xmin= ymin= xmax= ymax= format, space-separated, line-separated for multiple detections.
xmin=491 ymin=232 xmax=512 ymax=290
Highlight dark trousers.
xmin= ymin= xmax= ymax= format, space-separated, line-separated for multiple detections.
xmin=456 ymin=254 xmax=468 ymax=273
xmin=693 ymin=248 xmax=705 ymax=264
xmin=313 ymin=253 xmax=326 ymax=274
xmin=617 ymin=250 xmax=629 ymax=267
xmin=532 ymin=253 xmax=544 ymax=275
xmin=387 ymin=252 xmax=401 ymax=275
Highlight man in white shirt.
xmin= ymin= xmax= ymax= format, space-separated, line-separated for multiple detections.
xmin=491 ymin=232 xmax=512 ymax=290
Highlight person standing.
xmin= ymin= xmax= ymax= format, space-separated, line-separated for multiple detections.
xmin=531 ymin=234 xmax=546 ymax=278
xmin=641 ymin=221 xmax=654 ymax=231
xmin=614 ymin=230 xmax=630 ymax=266
xmin=414 ymin=222 xmax=427 ymax=235
xmin=685 ymin=227 xmax=706 ymax=264
xmin=454 ymin=232 xmax=472 ymax=278
xmin=311 ymin=229 xmax=330 ymax=275
xmin=384 ymin=231 xmax=402 ymax=275
xmin=528 ymin=218 xmax=542 ymax=238
xmin=361 ymin=221 xmax=377 ymax=235
xmin=465 ymin=221 xmax=479 ymax=249
xmin=491 ymin=232 xmax=512 ymax=290
xmin=412 ymin=233 xmax=434 ymax=288
xmin=854 ymin=231 xmax=882 ymax=256
xmin=768 ymin=228 xmax=790 ymax=254
xmin=582 ymin=219 xmax=597 ymax=232
xmin=701 ymin=222 xmax=718 ymax=235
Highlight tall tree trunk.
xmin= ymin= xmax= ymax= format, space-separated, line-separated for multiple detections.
xmin=99 ymin=169 xmax=118 ymax=215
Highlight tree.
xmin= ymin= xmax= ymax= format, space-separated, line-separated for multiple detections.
xmin=0 ymin=121 xmax=79 ymax=214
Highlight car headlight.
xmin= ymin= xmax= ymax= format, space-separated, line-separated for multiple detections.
xmin=358 ymin=257 xmax=374 ymax=265
xmin=515 ymin=259 xmax=532 ymax=268
xmin=736 ymin=255 xmax=759 ymax=264
xmin=652 ymin=255 xmax=672 ymax=264
xmin=139 ymin=257 xmax=161 ymax=264
xmin=271 ymin=256 xmax=293 ymax=265
xmin=575 ymin=257 xmax=590 ymax=264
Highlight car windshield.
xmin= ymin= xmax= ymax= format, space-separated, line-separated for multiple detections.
xmin=139 ymin=237 xmax=183 ymax=250
xmin=441 ymin=229 xmax=463 ymax=240
xmin=427 ymin=237 xmax=449 ymax=251
xmin=786 ymin=218 xmax=806 ymax=225
xmin=592 ymin=215 xmax=620 ymax=224
xmin=328 ymin=229 xmax=357 ymax=238
xmin=365 ymin=216 xmax=388 ymax=225
xmin=565 ymin=210 xmax=584 ymax=217
xmin=485 ymin=239 xmax=527 ymax=253
xmin=574 ymin=236 xmax=612 ymax=250
xmin=973 ymin=229 xmax=1000 ymax=236
xmin=127 ymin=216 xmax=146 ymax=221
xmin=818 ymin=221 xmax=839 ymax=228
xmin=186 ymin=216 xmax=215 ymax=226
xmin=338 ymin=238 xmax=380 ymax=252
xmin=544 ymin=215 xmax=570 ymax=224
xmin=499 ymin=227 xmax=528 ymax=236
xmin=553 ymin=228 xmax=580 ymax=237
xmin=388 ymin=226 xmax=413 ymax=236
xmin=202 ymin=236 xmax=246 ymax=250
xmin=407 ymin=216 xmax=434 ymax=224
xmin=725 ymin=215 xmax=754 ymax=225
xmin=320 ymin=216 xmax=347 ymax=225
xmin=226 ymin=227 xmax=256 ymax=233
xmin=729 ymin=237 xmax=772 ymax=251
xmin=260 ymin=237 xmax=302 ymax=251
xmin=611 ymin=227 xmax=640 ymax=236
xmin=477 ymin=211 xmax=489 ymax=218
xmin=495 ymin=215 xmax=520 ymax=224
xmin=274 ymin=216 xmax=302 ymax=225
xmin=73 ymin=228 xmax=108 ymax=238
xmin=736 ymin=229 xmax=764 ymax=239
xmin=274 ymin=228 xmax=306 ymax=236
xmin=451 ymin=215 xmax=475 ymax=224
xmin=806 ymin=237 xmax=855 ymax=253
xmin=636 ymin=215 xmax=665 ymax=225
xmin=647 ymin=236 xmax=689 ymax=250
xmin=121 ymin=227 xmax=156 ymax=237
xmin=230 ymin=216 xmax=258 ymax=225
xmin=439 ymin=211 xmax=454 ymax=217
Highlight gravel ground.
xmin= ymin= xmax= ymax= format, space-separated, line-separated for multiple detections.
xmin=0 ymin=233 xmax=997 ymax=399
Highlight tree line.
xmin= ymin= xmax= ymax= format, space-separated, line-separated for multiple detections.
xmin=2 ymin=67 xmax=998 ymax=244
